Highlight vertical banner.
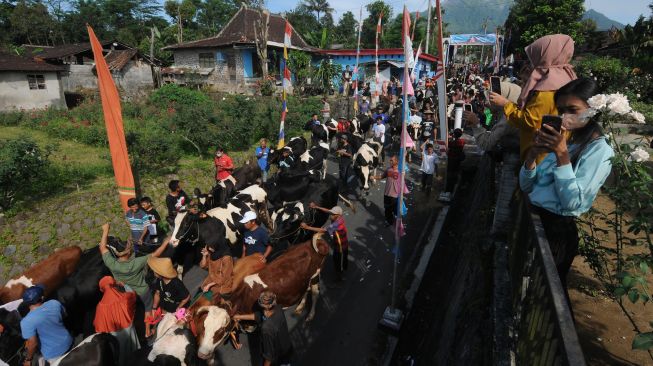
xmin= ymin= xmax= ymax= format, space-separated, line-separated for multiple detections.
xmin=278 ymin=20 xmax=293 ymax=149
xmin=87 ymin=25 xmax=135 ymax=211
xmin=435 ymin=0 xmax=448 ymax=145
xmin=353 ymin=7 xmax=363 ymax=114
xmin=374 ymin=12 xmax=383 ymax=105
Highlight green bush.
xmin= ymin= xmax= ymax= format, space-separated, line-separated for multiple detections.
xmin=0 ymin=138 xmax=50 ymax=211
xmin=574 ymin=56 xmax=630 ymax=94
xmin=125 ymin=120 xmax=181 ymax=174
xmin=149 ymin=84 xmax=211 ymax=109
xmin=0 ymin=110 xmax=26 ymax=126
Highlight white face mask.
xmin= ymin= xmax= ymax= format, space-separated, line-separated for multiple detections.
xmin=561 ymin=109 xmax=596 ymax=130
xmin=216 ymin=152 xmax=223 ymax=157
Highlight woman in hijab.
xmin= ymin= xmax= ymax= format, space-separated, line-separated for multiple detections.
xmin=94 ymin=276 xmax=140 ymax=365
xmin=489 ymin=34 xmax=577 ymax=162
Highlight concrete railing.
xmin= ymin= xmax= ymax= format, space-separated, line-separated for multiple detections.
xmin=507 ymin=196 xmax=586 ymax=366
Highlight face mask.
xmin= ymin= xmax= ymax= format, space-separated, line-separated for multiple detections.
xmin=216 ymin=152 xmax=223 ymax=157
xmin=562 ymin=109 xmax=595 ymax=130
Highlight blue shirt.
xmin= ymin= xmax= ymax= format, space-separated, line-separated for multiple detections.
xmin=372 ymin=113 xmax=389 ymax=125
xmin=256 ymin=147 xmax=270 ymax=171
xmin=125 ymin=209 xmax=150 ymax=241
xmin=243 ymin=226 xmax=270 ymax=256
xmin=520 ymin=136 xmax=614 ymax=217
xmin=20 ymin=300 xmax=73 ymax=360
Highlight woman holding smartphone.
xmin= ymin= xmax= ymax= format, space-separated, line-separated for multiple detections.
xmin=490 ymin=34 xmax=577 ymax=162
xmin=520 ymin=77 xmax=614 ymax=287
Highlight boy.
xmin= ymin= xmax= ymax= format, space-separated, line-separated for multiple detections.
xmin=301 ymin=204 xmax=349 ymax=282
xmin=239 ymin=211 xmax=272 ymax=262
xmin=125 ymin=197 xmax=149 ymax=245
xmin=140 ymin=196 xmax=163 ymax=243
xmin=147 ymin=257 xmax=190 ymax=337
xmin=420 ymin=143 xmax=439 ymax=192
xmin=166 ymin=180 xmax=189 ymax=228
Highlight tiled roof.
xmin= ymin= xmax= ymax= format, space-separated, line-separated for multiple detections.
xmin=104 ymin=49 xmax=139 ymax=71
xmin=23 ymin=42 xmax=111 ymax=59
xmin=0 ymin=52 xmax=65 ymax=72
xmin=164 ymin=7 xmax=311 ymax=50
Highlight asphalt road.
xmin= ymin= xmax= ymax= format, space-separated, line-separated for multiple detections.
xmin=182 ymin=154 xmax=441 ymax=366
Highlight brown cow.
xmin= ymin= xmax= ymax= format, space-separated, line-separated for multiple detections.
xmin=231 ymin=253 xmax=266 ymax=293
xmin=0 ymin=246 xmax=82 ymax=304
xmin=186 ymin=294 xmax=234 ymax=364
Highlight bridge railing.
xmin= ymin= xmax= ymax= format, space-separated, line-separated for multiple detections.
xmin=507 ymin=195 xmax=586 ymax=366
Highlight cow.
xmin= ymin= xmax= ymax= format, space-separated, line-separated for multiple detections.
xmin=267 ymin=136 xmax=308 ymax=166
xmin=51 ymin=333 xmax=119 ymax=366
xmin=269 ymin=175 xmax=339 ymax=252
xmin=229 ymin=235 xmax=330 ymax=322
xmin=186 ymin=295 xmax=233 ymax=364
xmin=263 ymin=170 xmax=314 ymax=210
xmin=298 ymin=142 xmax=330 ymax=179
xmin=351 ymin=114 xmax=373 ymax=138
xmin=0 ymin=246 xmax=82 ymax=304
xmin=132 ymin=313 xmax=199 ymax=366
xmin=171 ymin=185 xmax=270 ymax=262
xmin=194 ymin=160 xmax=262 ymax=210
xmin=0 ymin=308 xmax=22 ymax=366
xmin=353 ymin=139 xmax=383 ymax=206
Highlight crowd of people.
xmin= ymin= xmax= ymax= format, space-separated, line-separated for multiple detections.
xmin=4 ymin=33 xmax=618 ymax=366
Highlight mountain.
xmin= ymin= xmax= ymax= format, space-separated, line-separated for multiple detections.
xmin=429 ymin=0 xmax=624 ymax=34
xmin=583 ymin=9 xmax=624 ymax=30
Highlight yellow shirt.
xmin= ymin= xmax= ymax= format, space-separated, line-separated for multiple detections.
xmin=504 ymin=91 xmax=558 ymax=162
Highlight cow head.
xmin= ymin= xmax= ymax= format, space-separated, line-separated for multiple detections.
xmin=171 ymin=211 xmax=198 ymax=247
xmin=190 ymin=305 xmax=232 ymax=360
xmin=270 ymin=202 xmax=305 ymax=242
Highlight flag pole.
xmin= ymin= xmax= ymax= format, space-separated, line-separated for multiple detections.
xmin=374 ymin=12 xmax=383 ymax=106
xmin=278 ymin=20 xmax=293 ymax=149
xmin=435 ymin=0 xmax=447 ymax=145
xmin=353 ymin=7 xmax=363 ymax=116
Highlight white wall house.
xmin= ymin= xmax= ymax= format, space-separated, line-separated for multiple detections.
xmin=0 ymin=53 xmax=66 ymax=112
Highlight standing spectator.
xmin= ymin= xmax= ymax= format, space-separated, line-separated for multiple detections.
xmin=372 ymin=105 xmax=388 ymax=125
xmin=336 ymin=135 xmax=354 ymax=192
xmin=363 ymin=82 xmax=371 ymax=97
xmin=94 ymin=276 xmax=140 ymax=365
xmin=214 ymin=147 xmax=234 ymax=183
xmin=360 ymin=96 xmax=370 ymax=115
xmin=371 ymin=156 xmax=410 ymax=227
xmin=321 ymin=97 xmax=331 ymax=121
xmin=140 ymin=197 xmax=163 ymax=244
xmin=19 ymin=285 xmax=73 ymax=365
xmin=304 ymin=113 xmax=321 ymax=130
xmin=304 ymin=114 xmax=323 ymax=147
xmin=166 ymin=180 xmax=189 ymax=228
xmin=342 ymin=65 xmax=352 ymax=96
xmin=419 ymin=143 xmax=439 ymax=192
xmin=240 ymin=211 xmax=272 ymax=261
xmin=301 ymin=204 xmax=349 ymax=282
xmin=336 ymin=116 xmax=350 ymax=134
xmin=125 ymin=197 xmax=149 ymax=245
xmin=445 ymin=129 xmax=466 ymax=194
xmin=233 ymin=291 xmax=292 ymax=366
xmin=256 ymin=139 xmax=270 ymax=182
xmin=148 ymin=257 xmax=190 ymax=337
xmin=490 ymin=34 xmax=576 ymax=162
xmin=99 ymin=223 xmax=171 ymax=341
xmin=421 ymin=110 xmax=436 ymax=144
xmin=372 ymin=116 xmax=386 ymax=162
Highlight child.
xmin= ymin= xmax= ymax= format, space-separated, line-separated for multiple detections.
xmin=140 ymin=196 xmax=163 ymax=244
xmin=301 ymin=204 xmax=349 ymax=282
xmin=146 ymin=257 xmax=190 ymax=337
xmin=420 ymin=143 xmax=439 ymax=192
xmin=125 ymin=197 xmax=149 ymax=245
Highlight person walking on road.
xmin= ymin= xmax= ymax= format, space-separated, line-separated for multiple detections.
xmin=336 ymin=135 xmax=354 ymax=193
xmin=301 ymin=204 xmax=349 ymax=282
xmin=371 ymin=156 xmax=410 ymax=227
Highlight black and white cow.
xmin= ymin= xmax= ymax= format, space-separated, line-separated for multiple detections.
xmin=194 ymin=160 xmax=261 ymax=210
xmin=0 ymin=307 xmax=22 ymax=366
xmin=351 ymin=114 xmax=373 ymax=138
xmin=353 ymin=139 xmax=383 ymax=205
xmin=171 ymin=185 xmax=270 ymax=259
xmin=268 ymin=136 xmax=308 ymax=166
xmin=51 ymin=333 xmax=119 ymax=366
xmin=298 ymin=142 xmax=330 ymax=179
xmin=132 ymin=313 xmax=199 ymax=366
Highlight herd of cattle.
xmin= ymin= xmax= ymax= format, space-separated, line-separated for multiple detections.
xmin=0 ymin=112 xmax=402 ymax=366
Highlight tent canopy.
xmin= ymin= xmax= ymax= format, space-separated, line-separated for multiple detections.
xmin=449 ymin=33 xmax=497 ymax=46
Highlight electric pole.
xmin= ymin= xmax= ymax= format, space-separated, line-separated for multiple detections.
xmin=425 ymin=0 xmax=432 ymax=54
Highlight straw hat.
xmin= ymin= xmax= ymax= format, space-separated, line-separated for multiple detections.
xmin=147 ymin=257 xmax=178 ymax=279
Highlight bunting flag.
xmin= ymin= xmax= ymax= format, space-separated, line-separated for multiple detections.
xmin=87 ymin=24 xmax=135 ymax=211
xmin=353 ymin=7 xmax=363 ymax=113
xmin=279 ymin=20 xmax=292 ymax=149
xmin=374 ymin=12 xmax=383 ymax=102
xmin=402 ymin=6 xmax=415 ymax=96
xmin=435 ymin=0 xmax=448 ymax=145
xmin=411 ymin=41 xmax=422 ymax=80
xmin=433 ymin=58 xmax=444 ymax=81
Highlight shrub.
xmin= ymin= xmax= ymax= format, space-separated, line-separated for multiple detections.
xmin=149 ymin=84 xmax=211 ymax=109
xmin=0 ymin=110 xmax=26 ymax=126
xmin=574 ymin=56 xmax=630 ymax=94
xmin=125 ymin=120 xmax=181 ymax=174
xmin=0 ymin=138 xmax=50 ymax=211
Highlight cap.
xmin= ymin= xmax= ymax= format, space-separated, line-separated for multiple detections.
xmin=338 ymin=116 xmax=346 ymax=119
xmin=329 ymin=206 xmax=343 ymax=215
xmin=239 ymin=211 xmax=257 ymax=224
xmin=22 ymin=285 xmax=45 ymax=305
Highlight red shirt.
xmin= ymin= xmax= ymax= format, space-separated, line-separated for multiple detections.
xmin=327 ymin=216 xmax=349 ymax=250
xmin=214 ymin=154 xmax=234 ymax=181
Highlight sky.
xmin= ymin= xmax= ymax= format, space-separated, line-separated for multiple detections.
xmin=266 ymin=0 xmax=651 ymax=25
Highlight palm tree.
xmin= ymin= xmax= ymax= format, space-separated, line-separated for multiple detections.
xmin=301 ymin=0 xmax=333 ymax=22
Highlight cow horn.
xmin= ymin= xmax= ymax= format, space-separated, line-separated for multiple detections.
xmin=312 ymin=233 xmax=323 ymax=253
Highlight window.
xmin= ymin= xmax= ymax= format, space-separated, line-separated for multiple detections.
xmin=216 ymin=52 xmax=227 ymax=64
xmin=198 ymin=53 xmax=215 ymax=68
xmin=27 ymin=74 xmax=46 ymax=90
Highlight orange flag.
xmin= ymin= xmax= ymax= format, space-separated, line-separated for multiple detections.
xmin=87 ymin=25 xmax=136 ymax=210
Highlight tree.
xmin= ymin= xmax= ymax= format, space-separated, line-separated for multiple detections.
xmin=334 ymin=11 xmax=357 ymax=47
xmin=253 ymin=7 xmax=269 ymax=78
xmin=196 ymin=0 xmax=238 ymax=37
xmin=301 ymin=0 xmax=332 ymax=22
xmin=286 ymin=5 xmax=320 ymax=47
xmin=361 ymin=1 xmax=392 ymax=48
xmin=504 ymin=0 xmax=585 ymax=52
xmin=9 ymin=0 xmax=54 ymax=45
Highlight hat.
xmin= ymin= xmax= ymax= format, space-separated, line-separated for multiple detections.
xmin=147 ymin=257 xmax=178 ymax=279
xmin=239 ymin=211 xmax=257 ymax=224
xmin=22 ymin=285 xmax=45 ymax=305
xmin=329 ymin=206 xmax=343 ymax=215
xmin=338 ymin=116 xmax=346 ymax=119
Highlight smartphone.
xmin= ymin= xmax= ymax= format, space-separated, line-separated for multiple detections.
xmin=464 ymin=104 xmax=472 ymax=112
xmin=542 ymin=115 xmax=563 ymax=133
xmin=490 ymin=76 xmax=501 ymax=94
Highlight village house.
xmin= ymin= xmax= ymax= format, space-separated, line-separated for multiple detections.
xmin=0 ymin=52 xmax=66 ymax=112
xmin=162 ymin=6 xmax=312 ymax=94
xmin=24 ymin=41 xmax=159 ymax=100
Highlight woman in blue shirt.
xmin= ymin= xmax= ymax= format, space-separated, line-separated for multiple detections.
xmin=520 ymin=77 xmax=614 ymax=286
xmin=255 ymin=138 xmax=270 ymax=182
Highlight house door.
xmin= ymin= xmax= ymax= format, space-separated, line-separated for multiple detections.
xmin=227 ymin=54 xmax=237 ymax=82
